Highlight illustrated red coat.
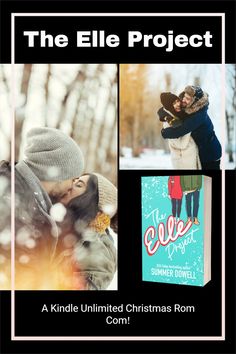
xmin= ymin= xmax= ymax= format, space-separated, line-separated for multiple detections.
xmin=168 ymin=176 xmax=183 ymax=200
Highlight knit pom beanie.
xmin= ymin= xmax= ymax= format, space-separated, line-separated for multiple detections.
xmin=93 ymin=173 xmax=117 ymax=218
xmin=24 ymin=127 xmax=84 ymax=181
xmin=160 ymin=92 xmax=180 ymax=112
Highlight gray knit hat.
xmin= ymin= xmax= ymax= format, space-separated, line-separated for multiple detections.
xmin=93 ymin=173 xmax=117 ymax=218
xmin=24 ymin=127 xmax=84 ymax=181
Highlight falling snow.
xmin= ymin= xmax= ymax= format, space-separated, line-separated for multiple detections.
xmin=0 ymin=229 xmax=11 ymax=246
xmin=0 ymin=272 xmax=8 ymax=286
xmin=19 ymin=254 xmax=30 ymax=264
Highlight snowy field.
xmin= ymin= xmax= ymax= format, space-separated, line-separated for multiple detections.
xmin=120 ymin=147 xmax=235 ymax=170
xmin=120 ymin=148 xmax=172 ymax=169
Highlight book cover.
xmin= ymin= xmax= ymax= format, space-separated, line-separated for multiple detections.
xmin=1 ymin=0 xmax=235 ymax=351
xmin=141 ymin=175 xmax=212 ymax=286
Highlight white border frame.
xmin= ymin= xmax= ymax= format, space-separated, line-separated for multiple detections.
xmin=11 ymin=12 xmax=225 ymax=341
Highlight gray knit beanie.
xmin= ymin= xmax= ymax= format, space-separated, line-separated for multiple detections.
xmin=93 ymin=173 xmax=117 ymax=218
xmin=24 ymin=127 xmax=84 ymax=181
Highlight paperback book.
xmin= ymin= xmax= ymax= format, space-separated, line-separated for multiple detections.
xmin=141 ymin=175 xmax=212 ymax=286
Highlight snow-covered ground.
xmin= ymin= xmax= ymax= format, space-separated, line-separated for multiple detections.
xmin=120 ymin=147 xmax=235 ymax=170
xmin=120 ymin=148 xmax=172 ymax=169
xmin=226 ymin=162 xmax=236 ymax=169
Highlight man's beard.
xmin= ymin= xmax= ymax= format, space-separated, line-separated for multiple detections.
xmin=181 ymin=98 xmax=195 ymax=109
xmin=48 ymin=182 xmax=70 ymax=204
xmin=49 ymin=191 xmax=68 ymax=204
xmin=49 ymin=195 xmax=62 ymax=204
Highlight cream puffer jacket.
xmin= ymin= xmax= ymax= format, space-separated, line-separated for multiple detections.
xmin=163 ymin=121 xmax=201 ymax=169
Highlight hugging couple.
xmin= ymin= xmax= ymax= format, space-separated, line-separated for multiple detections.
xmin=158 ymin=85 xmax=222 ymax=170
xmin=0 ymin=127 xmax=117 ymax=290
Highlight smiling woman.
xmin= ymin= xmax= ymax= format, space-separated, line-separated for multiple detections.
xmin=157 ymin=91 xmax=202 ymax=169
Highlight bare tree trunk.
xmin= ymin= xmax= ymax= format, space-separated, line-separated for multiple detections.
xmin=56 ymin=69 xmax=86 ymax=130
xmin=132 ymin=111 xmax=141 ymax=157
xmin=0 ymin=64 xmax=10 ymax=93
xmin=226 ymin=111 xmax=234 ymax=163
xmin=194 ymin=76 xmax=200 ymax=86
xmin=94 ymin=74 xmax=117 ymax=173
xmin=165 ymin=72 xmax=171 ymax=90
xmin=103 ymin=107 xmax=117 ymax=183
xmin=104 ymin=133 xmax=117 ymax=184
xmin=0 ymin=66 xmax=10 ymax=160
xmin=71 ymin=72 xmax=91 ymax=143
xmin=15 ymin=64 xmax=33 ymax=161
xmin=44 ymin=64 xmax=51 ymax=126
xmin=21 ymin=64 xmax=33 ymax=105
xmin=81 ymin=65 xmax=111 ymax=172
xmin=72 ymin=83 xmax=99 ymax=173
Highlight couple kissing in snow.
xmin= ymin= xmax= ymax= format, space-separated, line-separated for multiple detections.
xmin=158 ymin=85 xmax=222 ymax=170
xmin=0 ymin=127 xmax=117 ymax=290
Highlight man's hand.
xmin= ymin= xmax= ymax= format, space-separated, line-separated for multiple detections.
xmin=161 ymin=106 xmax=208 ymax=139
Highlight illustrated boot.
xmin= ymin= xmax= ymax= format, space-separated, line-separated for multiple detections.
xmin=193 ymin=217 xmax=200 ymax=225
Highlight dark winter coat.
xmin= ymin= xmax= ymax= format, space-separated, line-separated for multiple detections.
xmin=161 ymin=95 xmax=222 ymax=164
xmin=0 ymin=160 xmax=58 ymax=289
xmin=54 ymin=229 xmax=117 ymax=290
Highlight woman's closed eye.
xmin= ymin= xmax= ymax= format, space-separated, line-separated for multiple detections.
xmin=71 ymin=175 xmax=90 ymax=197
xmin=73 ymin=179 xmax=85 ymax=189
xmin=75 ymin=182 xmax=84 ymax=188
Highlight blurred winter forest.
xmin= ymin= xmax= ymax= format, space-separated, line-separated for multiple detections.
xmin=0 ymin=64 xmax=117 ymax=184
xmin=120 ymin=64 xmax=236 ymax=169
